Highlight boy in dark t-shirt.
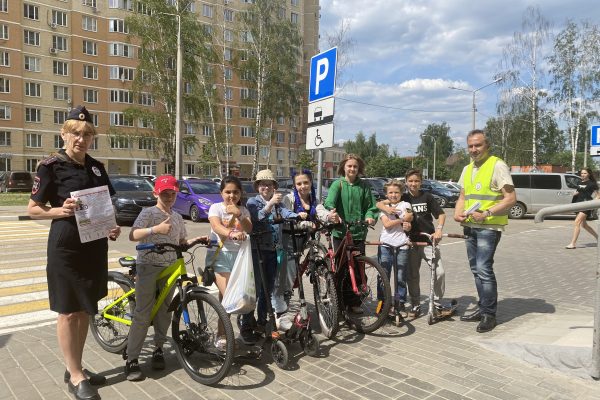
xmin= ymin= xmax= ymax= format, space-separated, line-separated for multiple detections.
xmin=378 ymin=169 xmax=446 ymax=317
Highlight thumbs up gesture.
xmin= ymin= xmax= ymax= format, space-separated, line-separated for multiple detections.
xmin=154 ymin=215 xmax=173 ymax=235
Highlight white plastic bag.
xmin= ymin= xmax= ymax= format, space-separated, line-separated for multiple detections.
xmin=221 ymin=239 xmax=256 ymax=314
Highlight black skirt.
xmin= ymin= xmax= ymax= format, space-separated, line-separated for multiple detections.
xmin=46 ymin=218 xmax=108 ymax=314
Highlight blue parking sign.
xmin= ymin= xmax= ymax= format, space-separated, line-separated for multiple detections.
xmin=309 ymin=47 xmax=337 ymax=103
xmin=592 ymin=125 xmax=600 ymax=146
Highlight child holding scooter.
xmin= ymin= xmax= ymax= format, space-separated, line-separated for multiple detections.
xmin=377 ymin=180 xmax=413 ymax=315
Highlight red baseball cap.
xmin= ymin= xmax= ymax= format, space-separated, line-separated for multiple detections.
xmin=154 ymin=175 xmax=179 ymax=194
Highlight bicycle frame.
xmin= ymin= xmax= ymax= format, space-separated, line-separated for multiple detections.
xmin=100 ymin=255 xmax=191 ymax=327
xmin=322 ymin=223 xmax=367 ymax=295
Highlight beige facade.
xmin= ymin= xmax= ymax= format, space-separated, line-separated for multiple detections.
xmin=0 ymin=0 xmax=320 ymax=178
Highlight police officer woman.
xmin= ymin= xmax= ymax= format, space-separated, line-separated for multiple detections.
xmin=28 ymin=106 xmax=121 ymax=400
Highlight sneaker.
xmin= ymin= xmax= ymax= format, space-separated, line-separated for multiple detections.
xmin=408 ymin=304 xmax=421 ymax=318
xmin=240 ymin=329 xmax=260 ymax=345
xmin=348 ymin=306 xmax=364 ymax=314
xmin=125 ymin=359 xmax=144 ymax=381
xmin=276 ymin=312 xmax=293 ymax=331
xmin=151 ymin=347 xmax=165 ymax=370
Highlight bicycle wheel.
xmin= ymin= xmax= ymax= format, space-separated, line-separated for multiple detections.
xmin=312 ymin=260 xmax=339 ymax=339
xmin=339 ymin=256 xmax=391 ymax=333
xmin=171 ymin=290 xmax=234 ymax=386
xmin=89 ymin=272 xmax=135 ymax=353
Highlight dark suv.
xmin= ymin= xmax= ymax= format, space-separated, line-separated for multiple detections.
xmin=420 ymin=179 xmax=459 ymax=208
xmin=109 ymin=175 xmax=156 ymax=225
xmin=0 ymin=171 xmax=34 ymax=192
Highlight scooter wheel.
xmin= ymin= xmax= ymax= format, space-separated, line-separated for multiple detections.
xmin=300 ymin=331 xmax=320 ymax=357
xmin=270 ymin=340 xmax=288 ymax=369
xmin=427 ymin=313 xmax=434 ymax=325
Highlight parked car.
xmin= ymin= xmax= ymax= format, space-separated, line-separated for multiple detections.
xmin=0 ymin=171 xmax=34 ymax=193
xmin=420 ymin=179 xmax=459 ymax=208
xmin=276 ymin=178 xmax=329 ymax=200
xmin=439 ymin=181 xmax=461 ymax=191
xmin=109 ymin=175 xmax=156 ymax=225
xmin=509 ymin=172 xmax=581 ymax=219
xmin=173 ymin=179 xmax=222 ymax=222
xmin=241 ymin=180 xmax=258 ymax=205
xmin=363 ymin=177 xmax=387 ymax=200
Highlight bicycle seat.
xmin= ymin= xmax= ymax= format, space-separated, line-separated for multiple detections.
xmin=118 ymin=256 xmax=137 ymax=269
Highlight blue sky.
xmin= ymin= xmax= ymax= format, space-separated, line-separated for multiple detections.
xmin=318 ymin=0 xmax=594 ymax=156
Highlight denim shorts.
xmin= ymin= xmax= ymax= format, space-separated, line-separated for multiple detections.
xmin=205 ymin=250 xmax=238 ymax=274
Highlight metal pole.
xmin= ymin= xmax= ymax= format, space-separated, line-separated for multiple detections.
xmin=472 ymin=92 xmax=476 ymax=130
xmin=175 ymin=15 xmax=182 ymax=179
xmin=593 ymin=215 xmax=600 ymax=378
xmin=433 ymin=138 xmax=437 ymax=181
xmin=316 ymin=149 xmax=323 ymax=201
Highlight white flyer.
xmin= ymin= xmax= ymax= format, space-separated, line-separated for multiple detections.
xmin=70 ymin=185 xmax=117 ymax=243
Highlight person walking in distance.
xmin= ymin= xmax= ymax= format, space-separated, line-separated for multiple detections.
xmin=565 ymin=167 xmax=599 ymax=249
xmin=454 ymin=129 xmax=516 ymax=333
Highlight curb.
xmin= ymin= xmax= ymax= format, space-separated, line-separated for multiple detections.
xmin=0 ymin=215 xmax=31 ymax=221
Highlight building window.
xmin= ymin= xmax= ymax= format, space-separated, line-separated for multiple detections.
xmin=224 ymin=48 xmax=232 ymax=61
xmin=0 ymin=0 xmax=7 ymax=12
xmin=202 ymin=126 xmax=212 ymax=136
xmin=24 ymin=56 xmax=41 ymax=72
xmin=260 ymin=146 xmax=269 ymax=158
xmin=0 ymin=105 xmax=11 ymax=120
xmin=185 ymin=123 xmax=195 ymax=135
xmin=202 ymin=4 xmax=213 ymax=18
xmin=25 ymin=82 xmax=41 ymax=97
xmin=241 ymin=31 xmax=253 ymax=43
xmin=277 ymin=116 xmax=284 ymax=124
xmin=224 ymin=107 xmax=233 ymax=119
xmin=136 ymin=160 xmax=156 ymax=176
xmin=26 ymin=159 xmax=39 ymax=172
xmin=0 ymin=78 xmax=8 ymax=93
xmin=0 ymin=51 xmax=9 ymax=67
xmin=53 ymin=85 xmax=68 ymax=100
xmin=108 ymin=0 xmax=133 ymax=11
xmin=0 ymin=157 xmax=11 ymax=171
xmin=224 ymin=29 xmax=233 ymax=42
xmin=240 ymin=126 xmax=256 ymax=138
xmin=109 ymin=18 xmax=128 ymax=33
xmin=240 ymin=145 xmax=255 ymax=156
xmin=138 ymin=118 xmax=153 ymax=129
xmin=25 ymin=108 xmax=41 ymax=123
xmin=83 ymin=40 xmax=97 ymax=56
xmin=52 ymin=35 xmax=68 ymax=51
xmin=54 ymin=111 xmax=67 ymax=124
xmin=53 ymin=61 xmax=68 ymax=76
xmin=276 ymin=131 xmax=285 ymax=143
xmin=291 ymin=12 xmax=299 ymax=24
xmin=52 ymin=10 xmax=67 ymax=26
xmin=185 ymin=163 xmax=195 ymax=176
xmin=276 ymin=149 xmax=285 ymax=161
xmin=24 ymin=30 xmax=40 ymax=46
xmin=184 ymin=144 xmax=195 ymax=156
xmin=138 ymin=92 xmax=153 ymax=106
xmin=82 ymin=16 xmax=97 ymax=32
xmin=54 ymin=134 xmax=64 ymax=149
xmin=110 ymin=89 xmax=133 ymax=103
xmin=110 ymin=136 xmax=131 ymax=149
xmin=83 ymin=0 xmax=97 ymax=6
xmin=241 ymin=107 xmax=257 ymax=119
xmin=26 ymin=133 xmax=42 ymax=147
xmin=110 ymin=112 xmax=133 ymax=127
xmin=24 ymin=4 xmax=39 ymax=20
xmin=224 ymin=67 xmax=233 ymax=80
xmin=224 ymin=87 xmax=233 ymax=101
xmin=138 ymin=137 xmax=155 ymax=150
xmin=291 ymin=0 xmax=299 ymax=6
xmin=224 ymin=9 xmax=234 ymax=22
xmin=0 ymin=131 xmax=11 ymax=146
xmin=0 ymin=25 xmax=7 ymax=40
xmin=240 ymin=49 xmax=248 ymax=61
xmin=83 ymin=89 xmax=98 ymax=103
xmin=83 ymin=65 xmax=98 ymax=80
xmin=109 ymin=66 xmax=134 ymax=80
xmin=109 ymin=43 xmax=133 ymax=58
xmin=290 ymin=132 xmax=296 ymax=144
xmin=90 ymin=113 xmax=99 ymax=127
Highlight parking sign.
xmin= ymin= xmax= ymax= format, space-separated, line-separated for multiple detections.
xmin=591 ymin=125 xmax=600 ymax=156
xmin=309 ymin=47 xmax=337 ymax=103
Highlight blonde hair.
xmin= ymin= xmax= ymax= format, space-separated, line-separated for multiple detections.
xmin=61 ymin=119 xmax=96 ymax=136
xmin=336 ymin=153 xmax=366 ymax=176
xmin=384 ymin=179 xmax=405 ymax=193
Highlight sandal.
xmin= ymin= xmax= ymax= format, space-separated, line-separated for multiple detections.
xmin=565 ymin=245 xmax=576 ymax=249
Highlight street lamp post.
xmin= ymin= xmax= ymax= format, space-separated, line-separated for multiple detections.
xmin=421 ymin=135 xmax=437 ymax=180
xmin=449 ymin=77 xmax=503 ymax=130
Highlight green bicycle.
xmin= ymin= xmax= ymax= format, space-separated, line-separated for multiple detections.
xmin=89 ymin=238 xmax=234 ymax=386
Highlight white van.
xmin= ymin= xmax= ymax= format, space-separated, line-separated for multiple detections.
xmin=509 ymin=173 xmax=581 ymax=219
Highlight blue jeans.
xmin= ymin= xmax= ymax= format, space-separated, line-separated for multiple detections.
xmin=464 ymin=226 xmax=502 ymax=316
xmin=241 ymin=249 xmax=277 ymax=332
xmin=377 ymin=245 xmax=409 ymax=303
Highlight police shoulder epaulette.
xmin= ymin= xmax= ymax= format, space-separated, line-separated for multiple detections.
xmin=40 ymin=156 xmax=59 ymax=166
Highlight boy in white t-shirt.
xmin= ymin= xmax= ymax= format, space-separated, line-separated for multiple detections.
xmin=377 ymin=180 xmax=413 ymax=312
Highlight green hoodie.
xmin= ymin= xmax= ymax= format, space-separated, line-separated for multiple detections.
xmin=323 ymin=177 xmax=379 ymax=240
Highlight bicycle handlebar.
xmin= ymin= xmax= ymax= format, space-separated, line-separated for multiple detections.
xmin=135 ymin=237 xmax=215 ymax=254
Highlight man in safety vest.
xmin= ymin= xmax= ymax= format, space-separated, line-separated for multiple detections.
xmin=454 ymin=129 xmax=516 ymax=333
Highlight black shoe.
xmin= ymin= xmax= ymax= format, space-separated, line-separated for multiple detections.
xmin=64 ymin=369 xmax=106 ymax=385
xmin=67 ymin=379 xmax=100 ymax=400
xmin=151 ymin=347 xmax=165 ymax=370
xmin=240 ymin=329 xmax=260 ymax=345
xmin=460 ymin=309 xmax=481 ymax=322
xmin=476 ymin=314 xmax=497 ymax=333
xmin=124 ymin=359 xmax=144 ymax=381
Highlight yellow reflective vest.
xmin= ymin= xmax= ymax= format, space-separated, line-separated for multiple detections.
xmin=463 ymin=156 xmax=508 ymax=226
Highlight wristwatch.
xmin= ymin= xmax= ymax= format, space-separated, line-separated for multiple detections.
xmin=485 ymin=209 xmax=493 ymax=218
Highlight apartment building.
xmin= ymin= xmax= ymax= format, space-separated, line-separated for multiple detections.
xmin=0 ymin=0 xmax=320 ymax=178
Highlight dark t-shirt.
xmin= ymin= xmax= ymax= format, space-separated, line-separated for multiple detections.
xmin=575 ymin=180 xmax=598 ymax=202
xmin=401 ymin=191 xmax=444 ymax=239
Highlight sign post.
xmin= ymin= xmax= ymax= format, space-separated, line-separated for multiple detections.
xmin=307 ymin=47 xmax=337 ymax=200
xmin=590 ymin=125 xmax=600 ymax=156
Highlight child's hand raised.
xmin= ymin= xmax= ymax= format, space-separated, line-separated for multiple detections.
xmin=154 ymin=215 xmax=172 ymax=235
xmin=225 ymin=204 xmax=241 ymax=217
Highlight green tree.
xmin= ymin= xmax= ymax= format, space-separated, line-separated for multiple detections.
xmin=416 ymin=122 xmax=454 ymax=179
xmin=124 ymin=0 xmax=214 ymax=175
xmin=296 ymin=150 xmax=317 ymax=171
xmin=237 ymin=0 xmax=303 ymax=178
xmin=343 ymin=132 xmax=387 ymax=162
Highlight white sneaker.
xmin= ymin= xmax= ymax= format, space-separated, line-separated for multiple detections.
xmin=276 ymin=313 xmax=293 ymax=331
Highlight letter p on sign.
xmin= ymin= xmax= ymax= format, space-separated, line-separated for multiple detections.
xmin=309 ymin=47 xmax=337 ymax=103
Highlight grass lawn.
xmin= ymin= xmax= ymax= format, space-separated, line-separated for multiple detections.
xmin=0 ymin=193 xmax=30 ymax=206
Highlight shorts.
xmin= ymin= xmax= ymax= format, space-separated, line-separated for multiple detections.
xmin=205 ymin=250 xmax=238 ymax=274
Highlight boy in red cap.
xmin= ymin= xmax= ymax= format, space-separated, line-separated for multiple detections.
xmin=124 ymin=175 xmax=207 ymax=381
